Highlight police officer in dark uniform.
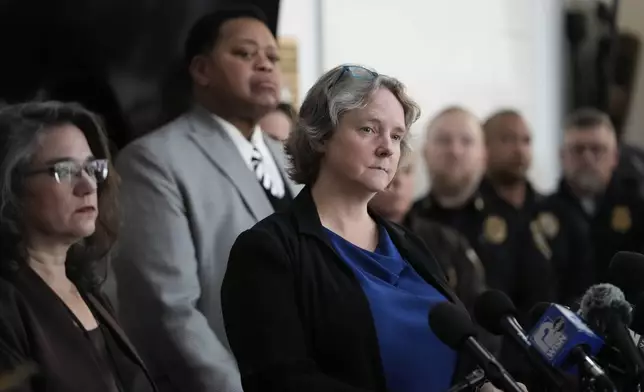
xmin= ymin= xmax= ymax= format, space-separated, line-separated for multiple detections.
xmin=535 ymin=108 xmax=644 ymax=301
xmin=410 ymin=107 xmax=556 ymax=390
xmin=410 ymin=106 xmax=554 ymax=317
xmin=481 ymin=109 xmax=544 ymax=223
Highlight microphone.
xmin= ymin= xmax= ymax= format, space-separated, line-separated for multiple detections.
xmin=474 ymin=290 xmax=567 ymax=390
xmin=528 ymin=303 xmax=616 ymax=391
xmin=429 ymin=301 xmax=524 ymax=392
xmin=579 ymin=283 xmax=644 ymax=384
xmin=608 ymin=251 xmax=644 ymax=303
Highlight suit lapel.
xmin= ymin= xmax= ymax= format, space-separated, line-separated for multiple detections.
xmin=185 ymin=107 xmax=274 ymax=221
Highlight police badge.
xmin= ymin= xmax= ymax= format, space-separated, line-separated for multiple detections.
xmin=483 ymin=215 xmax=507 ymax=244
xmin=537 ymin=212 xmax=560 ymax=239
xmin=611 ymin=205 xmax=632 ymax=233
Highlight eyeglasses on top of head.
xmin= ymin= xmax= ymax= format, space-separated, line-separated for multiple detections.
xmin=23 ymin=159 xmax=109 ymax=184
xmin=330 ymin=65 xmax=379 ymax=89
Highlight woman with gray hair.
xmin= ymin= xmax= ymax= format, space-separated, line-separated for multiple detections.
xmin=222 ymin=65 xmax=521 ymax=392
xmin=0 ymin=101 xmax=155 ymax=392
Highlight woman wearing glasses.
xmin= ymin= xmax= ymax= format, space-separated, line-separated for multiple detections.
xmin=222 ymin=65 xmax=524 ymax=392
xmin=0 ymin=101 xmax=156 ymax=392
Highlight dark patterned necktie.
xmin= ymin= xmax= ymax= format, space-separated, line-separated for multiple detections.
xmin=251 ymin=146 xmax=284 ymax=198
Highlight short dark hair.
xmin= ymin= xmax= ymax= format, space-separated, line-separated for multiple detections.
xmin=564 ymin=107 xmax=615 ymax=133
xmin=482 ymin=108 xmax=523 ymax=140
xmin=0 ymin=101 xmax=120 ymax=290
xmin=183 ymin=6 xmax=269 ymax=65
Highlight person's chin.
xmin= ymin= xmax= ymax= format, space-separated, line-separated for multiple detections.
xmin=71 ymin=222 xmax=97 ymax=239
xmin=363 ymin=179 xmax=390 ymax=193
xmin=252 ymin=94 xmax=279 ymax=109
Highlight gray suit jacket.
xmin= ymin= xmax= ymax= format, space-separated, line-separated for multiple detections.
xmin=111 ymin=106 xmax=300 ymax=392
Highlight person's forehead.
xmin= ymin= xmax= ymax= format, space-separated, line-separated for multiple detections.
xmin=564 ymin=125 xmax=615 ymax=144
xmin=430 ymin=113 xmax=481 ymax=138
xmin=33 ymin=124 xmax=92 ymax=162
xmin=351 ymin=90 xmax=406 ymax=129
xmin=218 ymin=17 xmax=275 ymax=46
xmin=494 ymin=114 xmax=528 ymax=133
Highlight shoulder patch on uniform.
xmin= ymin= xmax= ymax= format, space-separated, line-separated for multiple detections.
xmin=530 ymin=220 xmax=552 ymax=260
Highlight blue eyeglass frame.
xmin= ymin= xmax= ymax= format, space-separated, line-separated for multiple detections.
xmin=330 ymin=65 xmax=378 ymax=89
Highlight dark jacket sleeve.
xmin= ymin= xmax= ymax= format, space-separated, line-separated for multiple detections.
xmin=221 ymin=228 xmax=373 ymax=392
xmin=0 ymin=284 xmax=36 ymax=392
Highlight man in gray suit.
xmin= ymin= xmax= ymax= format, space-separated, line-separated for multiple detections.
xmin=111 ymin=7 xmax=298 ymax=392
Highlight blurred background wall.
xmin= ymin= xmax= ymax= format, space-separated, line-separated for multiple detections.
xmin=0 ymin=0 xmax=640 ymax=196
xmin=279 ymin=0 xmax=563 ymax=196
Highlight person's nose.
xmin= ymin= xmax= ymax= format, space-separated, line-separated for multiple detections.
xmin=376 ymin=133 xmax=394 ymax=158
xmin=74 ymin=171 xmax=97 ymax=196
xmin=256 ymin=51 xmax=275 ymax=72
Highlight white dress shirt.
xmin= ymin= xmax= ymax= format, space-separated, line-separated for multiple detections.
xmin=212 ymin=113 xmax=286 ymax=198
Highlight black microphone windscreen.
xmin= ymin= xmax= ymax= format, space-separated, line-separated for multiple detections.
xmin=609 ymin=251 xmax=644 ymax=301
xmin=429 ymin=302 xmax=476 ymax=350
xmin=579 ymin=284 xmax=632 ymax=334
xmin=474 ymin=290 xmax=516 ymax=335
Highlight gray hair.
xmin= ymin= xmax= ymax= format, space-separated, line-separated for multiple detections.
xmin=0 ymin=101 xmax=119 ymax=289
xmin=286 ymin=64 xmax=421 ymax=186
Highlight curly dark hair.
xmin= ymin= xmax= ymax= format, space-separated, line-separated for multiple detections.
xmin=0 ymin=101 xmax=120 ymax=290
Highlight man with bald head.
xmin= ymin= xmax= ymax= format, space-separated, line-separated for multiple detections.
xmin=483 ymin=109 xmax=542 ymax=216
xmin=410 ymin=106 xmax=554 ymax=318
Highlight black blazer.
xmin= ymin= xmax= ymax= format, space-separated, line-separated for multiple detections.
xmin=222 ymin=187 xmax=476 ymax=392
xmin=0 ymin=265 xmax=156 ymax=392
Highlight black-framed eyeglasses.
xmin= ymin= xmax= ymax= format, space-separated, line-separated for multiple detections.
xmin=24 ymin=159 xmax=109 ymax=184
xmin=330 ymin=65 xmax=378 ymax=89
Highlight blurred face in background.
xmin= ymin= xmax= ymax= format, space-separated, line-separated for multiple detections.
xmin=561 ymin=125 xmax=618 ymax=197
xmin=424 ymin=110 xmax=486 ymax=196
xmin=369 ymin=162 xmax=415 ymax=223
xmin=260 ymin=109 xmax=293 ymax=142
xmin=485 ymin=113 xmax=532 ymax=185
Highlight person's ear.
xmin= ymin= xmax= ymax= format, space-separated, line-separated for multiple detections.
xmin=189 ymin=54 xmax=212 ymax=87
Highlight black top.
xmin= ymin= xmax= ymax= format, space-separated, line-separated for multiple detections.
xmin=87 ymin=327 xmax=121 ymax=392
xmin=402 ymin=213 xmax=486 ymax=314
xmin=0 ymin=266 xmax=156 ymax=392
xmin=221 ymin=187 xmax=477 ymax=392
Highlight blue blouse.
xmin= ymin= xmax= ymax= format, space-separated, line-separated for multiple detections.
xmin=326 ymin=226 xmax=457 ymax=392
